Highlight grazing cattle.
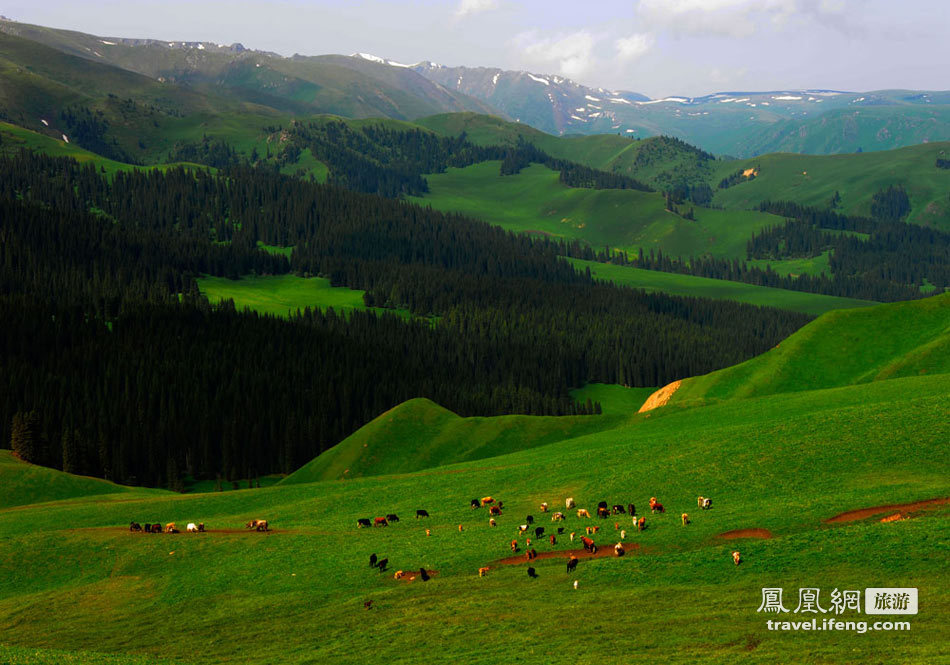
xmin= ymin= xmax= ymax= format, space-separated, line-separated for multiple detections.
xmin=570 ymin=532 xmax=575 ymax=542
xmin=614 ymin=542 xmax=625 ymax=557
xmin=357 ymin=518 xmax=372 ymax=529
xmin=534 ymin=527 xmax=545 ymax=539
xmin=637 ymin=517 xmax=646 ymax=532
xmin=393 ymin=570 xmax=406 ymax=580
xmin=566 ymin=556 xmax=578 ymax=573
xmin=592 ymin=526 xmax=600 ymax=534
xmin=702 ymin=498 xmax=712 ymax=510
xmin=526 ymin=515 xmax=534 ymax=524
xmin=489 ymin=506 xmax=502 ymax=516
xmin=471 ymin=499 xmax=480 ymax=509
xmin=596 ymin=507 xmax=609 ymax=519
xmin=620 ymin=529 xmax=626 ymax=541
xmin=386 ymin=514 xmax=400 ymax=523
xmin=525 ymin=549 xmax=537 ymax=561
xmin=458 ymin=524 xmax=463 ymax=533
xmin=373 ymin=517 xmax=389 ymax=528
xmin=551 ymin=512 xmax=565 ymax=522
xmin=539 ymin=502 xmax=549 ymax=513
xmin=565 ymin=498 xmax=576 ymax=509
xmin=510 ymin=540 xmax=519 ymax=552
xmin=614 ymin=522 xmax=620 ymax=530
xmin=198 ymin=523 xmax=205 ymax=532
xmin=527 ymin=567 xmax=538 ymax=578
xmin=585 ymin=526 xmax=594 ymax=535
xmin=479 ymin=567 xmax=490 ymax=577
xmin=364 ymin=600 xmax=373 ymax=610
xmin=627 ymin=504 xmax=636 ymax=516
xmin=481 ymin=497 xmax=494 ymax=506
xmin=732 ymin=551 xmax=741 ymax=566
xmin=165 ymin=522 xmax=178 ymax=534
xmin=597 ymin=501 xmax=608 ymax=510
xmin=489 ymin=518 xmax=497 ymax=527
xmin=186 ymin=523 xmax=199 ymax=533
xmin=246 ymin=519 xmax=269 ymax=531
xmin=518 ymin=524 xmax=528 ymax=534
xmin=612 ymin=504 xmax=626 ymax=515
xmin=416 ymin=509 xmax=430 ymax=519
xmin=573 ymin=580 xmax=579 ymax=590
xmin=130 ymin=522 xmax=142 ymax=532
xmin=420 ymin=568 xmax=431 ymax=582
xmin=497 ymin=501 xmax=504 ymax=509
xmin=549 ymin=534 xmax=556 ymax=545
xmin=151 ymin=523 xmax=162 ymax=533
xmin=377 ymin=558 xmax=388 ymax=572
xmin=526 ymin=538 xmax=531 ymax=548
xmin=697 ymin=496 xmax=706 ymax=508
xmin=577 ymin=509 xmax=591 ymax=519
xmin=425 ymin=529 xmax=431 ymax=537
xmin=649 ymin=497 xmax=665 ymax=513
xmin=581 ymin=536 xmax=597 ymax=554
xmin=681 ymin=513 xmax=689 ymax=526
xmin=557 ymin=527 xmax=565 ymax=534
xmin=369 ymin=553 xmax=378 ymax=567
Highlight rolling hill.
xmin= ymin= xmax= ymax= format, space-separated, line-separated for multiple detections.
xmin=667 ymin=291 xmax=950 ymax=407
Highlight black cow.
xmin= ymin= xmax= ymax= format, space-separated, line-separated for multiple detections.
xmin=597 ymin=501 xmax=608 ymax=510
xmin=526 ymin=515 xmax=534 ymax=524
xmin=357 ymin=518 xmax=372 ymax=529
xmin=534 ymin=526 xmax=545 ymax=539
xmin=470 ymin=499 xmax=480 ymax=509
xmin=628 ymin=504 xmax=636 ymax=517
xmin=416 ymin=509 xmax=430 ymax=519
xmin=557 ymin=527 xmax=565 ymax=534
xmin=597 ymin=507 xmax=609 ymax=519
xmin=419 ymin=568 xmax=430 ymax=582
xmin=612 ymin=504 xmax=626 ymax=514
xmin=527 ymin=567 xmax=538 ymax=578
xmin=369 ymin=553 xmax=378 ymax=568
xmin=130 ymin=522 xmax=142 ymax=532
xmin=376 ymin=558 xmax=388 ymax=572
xmin=566 ymin=556 xmax=578 ymax=573
xmin=385 ymin=513 xmax=400 ymax=523
xmin=150 ymin=523 xmax=162 ymax=533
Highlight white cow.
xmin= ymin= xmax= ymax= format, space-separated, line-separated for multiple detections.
xmin=565 ymin=497 xmax=576 ymax=509
xmin=186 ymin=523 xmax=199 ymax=533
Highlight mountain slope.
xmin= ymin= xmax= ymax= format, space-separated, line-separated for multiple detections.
xmin=282 ymin=398 xmax=620 ymax=483
xmin=667 ymin=291 xmax=950 ymax=406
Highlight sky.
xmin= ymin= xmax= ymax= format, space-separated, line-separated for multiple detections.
xmin=3 ymin=0 xmax=947 ymax=97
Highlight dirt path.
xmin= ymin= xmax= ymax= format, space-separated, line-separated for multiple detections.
xmin=491 ymin=542 xmax=640 ymax=567
xmin=825 ymin=497 xmax=949 ymax=523
xmin=717 ymin=528 xmax=772 ymax=540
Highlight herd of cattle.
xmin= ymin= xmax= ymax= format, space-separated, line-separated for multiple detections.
xmin=129 ymin=519 xmax=270 ymax=533
xmin=358 ymin=493 xmax=728 ymax=582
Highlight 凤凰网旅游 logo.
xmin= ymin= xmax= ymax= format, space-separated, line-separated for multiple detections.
xmin=757 ymin=587 xmax=917 ymax=615
xmin=864 ymin=588 xmax=918 ymax=615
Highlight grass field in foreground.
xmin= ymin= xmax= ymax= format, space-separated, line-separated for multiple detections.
xmin=0 ymin=370 xmax=947 ymax=665
xmin=570 ymin=258 xmax=877 ymax=315
xmin=197 ymin=274 xmax=405 ymax=318
xmin=410 ymin=161 xmax=783 ymax=260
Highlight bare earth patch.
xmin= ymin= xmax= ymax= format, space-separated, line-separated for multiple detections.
xmin=824 ymin=497 xmax=949 ymax=523
xmin=493 ymin=542 xmax=641 ymax=566
xmin=717 ymin=528 xmax=772 ymax=540
xmin=638 ymin=380 xmax=681 ymax=413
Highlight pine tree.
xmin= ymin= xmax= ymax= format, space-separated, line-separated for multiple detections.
xmin=10 ymin=411 xmax=40 ymax=463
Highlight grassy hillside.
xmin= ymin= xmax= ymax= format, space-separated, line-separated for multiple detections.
xmin=0 ymin=370 xmax=946 ymax=664
xmin=570 ymin=258 xmax=877 ymax=315
xmin=569 ymin=383 xmax=657 ymax=415
xmin=712 ymin=142 xmax=950 ymax=230
xmin=410 ymin=161 xmax=781 ymax=259
xmin=671 ymin=292 xmax=950 ymax=406
xmin=283 ymin=398 xmax=622 ymax=483
xmin=0 ymin=450 xmax=164 ymax=509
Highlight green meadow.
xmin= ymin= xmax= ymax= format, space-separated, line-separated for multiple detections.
xmin=410 ymin=161 xmax=781 ymax=259
xmin=0 ymin=295 xmax=947 ymax=664
xmin=569 ymin=257 xmax=876 ymax=315
xmin=197 ymin=274 xmax=404 ymax=318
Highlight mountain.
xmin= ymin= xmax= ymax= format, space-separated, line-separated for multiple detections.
xmin=0 ymin=19 xmax=495 ymax=121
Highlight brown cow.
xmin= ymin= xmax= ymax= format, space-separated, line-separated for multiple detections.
xmin=481 ymin=496 xmax=495 ymax=506
xmin=614 ymin=542 xmax=625 ymax=557
xmin=637 ymin=517 xmax=646 ymax=531
xmin=733 ymin=551 xmax=741 ymax=566
xmin=510 ymin=540 xmax=519 ymax=552
xmin=489 ymin=505 xmax=502 ymax=516
xmin=479 ymin=567 xmax=490 ymax=577
xmin=164 ymin=522 xmax=178 ymax=534
xmin=373 ymin=517 xmax=388 ymax=528
xmin=246 ymin=519 xmax=269 ymax=531
xmin=581 ymin=536 xmax=597 ymax=554
xmin=681 ymin=513 xmax=689 ymax=526
xmin=489 ymin=518 xmax=497 ymax=527
xmin=577 ymin=509 xmax=591 ymax=519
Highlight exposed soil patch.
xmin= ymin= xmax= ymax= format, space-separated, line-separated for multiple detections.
xmin=638 ymin=380 xmax=681 ymax=413
xmin=717 ymin=528 xmax=772 ymax=540
xmin=494 ymin=542 xmax=640 ymax=566
xmin=824 ymin=497 xmax=949 ymax=524
xmin=392 ymin=569 xmax=438 ymax=583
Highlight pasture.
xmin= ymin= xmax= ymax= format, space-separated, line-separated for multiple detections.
xmin=569 ymin=258 xmax=877 ymax=315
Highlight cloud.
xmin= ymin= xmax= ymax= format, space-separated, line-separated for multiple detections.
xmin=615 ymin=33 xmax=654 ymax=62
xmin=455 ymin=0 xmax=498 ymax=18
xmin=518 ymin=30 xmax=597 ymax=79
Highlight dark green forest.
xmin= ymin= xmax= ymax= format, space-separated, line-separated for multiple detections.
xmin=0 ymin=150 xmax=808 ymax=487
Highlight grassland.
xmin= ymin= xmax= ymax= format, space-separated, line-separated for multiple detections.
xmin=569 ymin=383 xmax=657 ymax=415
xmin=1 ymin=296 xmax=947 ymax=664
xmin=570 ymin=258 xmax=876 ymax=315
xmin=197 ymin=274 xmax=405 ymax=318
xmin=411 ymin=161 xmax=781 ymax=259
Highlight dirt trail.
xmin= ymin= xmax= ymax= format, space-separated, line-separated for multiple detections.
xmin=638 ymin=380 xmax=681 ymax=413
xmin=717 ymin=528 xmax=772 ymax=540
xmin=824 ymin=497 xmax=949 ymax=523
xmin=393 ymin=569 xmax=438 ymax=583
xmin=491 ymin=542 xmax=640 ymax=567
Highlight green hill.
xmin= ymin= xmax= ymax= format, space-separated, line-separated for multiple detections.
xmin=0 ymin=450 xmax=164 ymax=509
xmin=669 ymin=291 xmax=950 ymax=406
xmin=283 ymin=398 xmax=620 ymax=483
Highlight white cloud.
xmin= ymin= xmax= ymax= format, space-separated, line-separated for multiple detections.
xmin=455 ymin=0 xmax=498 ymax=18
xmin=637 ymin=0 xmax=800 ymax=38
xmin=615 ymin=33 xmax=654 ymax=62
xmin=519 ymin=30 xmax=597 ymax=79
